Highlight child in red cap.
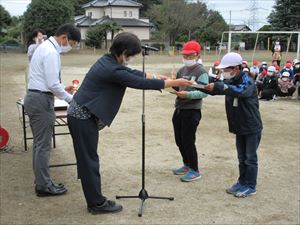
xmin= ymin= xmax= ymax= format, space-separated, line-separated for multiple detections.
xmin=172 ymin=40 xmax=209 ymax=182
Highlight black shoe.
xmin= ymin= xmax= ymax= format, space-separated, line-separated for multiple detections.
xmin=35 ymin=185 xmax=67 ymax=197
xmin=87 ymin=200 xmax=123 ymax=214
xmin=51 ymin=181 xmax=65 ymax=189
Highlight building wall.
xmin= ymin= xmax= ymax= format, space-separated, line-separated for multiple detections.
xmin=80 ymin=27 xmax=89 ymax=40
xmin=85 ymin=7 xmax=105 ymax=19
xmin=121 ymin=27 xmax=150 ymax=40
xmin=109 ymin=7 xmax=139 ymax=19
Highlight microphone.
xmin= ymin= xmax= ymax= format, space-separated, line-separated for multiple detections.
xmin=142 ymin=45 xmax=159 ymax=52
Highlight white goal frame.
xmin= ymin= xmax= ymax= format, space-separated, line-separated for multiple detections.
xmin=219 ymin=31 xmax=300 ymax=61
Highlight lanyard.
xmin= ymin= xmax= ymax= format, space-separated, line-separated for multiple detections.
xmin=48 ymin=39 xmax=61 ymax=83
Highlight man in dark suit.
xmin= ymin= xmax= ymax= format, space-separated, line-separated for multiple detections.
xmin=67 ymin=32 xmax=192 ymax=215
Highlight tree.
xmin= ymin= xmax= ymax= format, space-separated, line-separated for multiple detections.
xmin=73 ymin=0 xmax=91 ymax=16
xmin=0 ymin=5 xmax=12 ymax=32
xmin=148 ymin=0 xmax=187 ymax=45
xmin=23 ymin=0 xmax=74 ymax=42
xmin=85 ymin=25 xmax=106 ymax=49
xmin=137 ymin=0 xmax=162 ymax=17
xmin=268 ymin=0 xmax=300 ymax=31
xmin=148 ymin=0 xmax=228 ymax=46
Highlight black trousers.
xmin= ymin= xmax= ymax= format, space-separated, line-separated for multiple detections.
xmin=67 ymin=115 xmax=105 ymax=207
xmin=172 ymin=109 xmax=201 ymax=171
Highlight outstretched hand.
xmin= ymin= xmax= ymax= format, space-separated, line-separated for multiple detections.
xmin=164 ymin=78 xmax=193 ymax=88
xmin=205 ymin=83 xmax=215 ymax=91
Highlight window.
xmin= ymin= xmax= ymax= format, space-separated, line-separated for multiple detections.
xmin=129 ymin=11 xmax=132 ymax=17
xmin=124 ymin=11 xmax=127 ymax=17
xmin=88 ymin=12 xmax=92 ymax=18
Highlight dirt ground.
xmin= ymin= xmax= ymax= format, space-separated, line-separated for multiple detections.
xmin=0 ymin=51 xmax=299 ymax=225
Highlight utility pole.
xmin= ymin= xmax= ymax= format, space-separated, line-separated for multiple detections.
xmin=249 ymin=0 xmax=258 ymax=31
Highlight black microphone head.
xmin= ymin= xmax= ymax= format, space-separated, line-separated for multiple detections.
xmin=142 ymin=45 xmax=159 ymax=52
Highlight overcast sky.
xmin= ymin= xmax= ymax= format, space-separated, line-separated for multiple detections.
xmin=1 ymin=0 xmax=276 ymax=31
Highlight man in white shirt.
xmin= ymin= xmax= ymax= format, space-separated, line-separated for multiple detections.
xmin=24 ymin=24 xmax=81 ymax=197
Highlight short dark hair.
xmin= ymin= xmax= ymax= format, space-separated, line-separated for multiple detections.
xmin=228 ymin=65 xmax=242 ymax=71
xmin=109 ymin=32 xmax=141 ymax=57
xmin=32 ymin=28 xmax=46 ymax=40
xmin=55 ymin=24 xmax=81 ymax=42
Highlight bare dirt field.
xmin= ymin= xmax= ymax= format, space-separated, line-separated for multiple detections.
xmin=0 ymin=51 xmax=299 ymax=225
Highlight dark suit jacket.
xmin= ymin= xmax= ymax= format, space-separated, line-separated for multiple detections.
xmin=74 ymin=54 xmax=164 ymax=126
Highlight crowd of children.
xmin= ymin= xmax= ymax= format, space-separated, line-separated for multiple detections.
xmin=208 ymin=58 xmax=300 ymax=100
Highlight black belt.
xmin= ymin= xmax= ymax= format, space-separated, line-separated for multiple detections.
xmin=28 ymin=89 xmax=53 ymax=96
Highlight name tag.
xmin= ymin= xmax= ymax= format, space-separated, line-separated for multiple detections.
xmin=233 ymin=98 xmax=238 ymax=107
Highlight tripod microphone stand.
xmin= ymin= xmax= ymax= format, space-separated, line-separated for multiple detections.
xmin=116 ymin=47 xmax=174 ymax=217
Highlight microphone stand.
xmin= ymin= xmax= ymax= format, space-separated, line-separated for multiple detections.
xmin=116 ymin=48 xmax=174 ymax=217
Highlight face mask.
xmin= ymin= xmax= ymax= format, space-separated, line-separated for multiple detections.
xmin=282 ymin=77 xmax=289 ymax=82
xmin=267 ymin=71 xmax=274 ymax=76
xmin=61 ymin=40 xmax=72 ymax=53
xmin=295 ymin=65 xmax=300 ymax=68
xmin=183 ymin=59 xmax=197 ymax=67
xmin=222 ymin=71 xmax=235 ymax=80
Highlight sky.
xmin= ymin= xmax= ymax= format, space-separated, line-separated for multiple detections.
xmin=1 ymin=0 xmax=276 ymax=31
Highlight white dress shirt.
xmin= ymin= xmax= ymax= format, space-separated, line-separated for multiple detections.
xmin=28 ymin=36 xmax=72 ymax=103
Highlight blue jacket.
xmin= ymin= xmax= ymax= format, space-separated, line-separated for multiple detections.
xmin=74 ymin=54 xmax=164 ymax=126
xmin=204 ymin=73 xmax=263 ymax=135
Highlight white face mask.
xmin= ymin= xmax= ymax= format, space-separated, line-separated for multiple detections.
xmin=61 ymin=40 xmax=72 ymax=53
xmin=183 ymin=59 xmax=197 ymax=67
xmin=295 ymin=64 xmax=300 ymax=68
xmin=267 ymin=71 xmax=273 ymax=76
xmin=282 ymin=77 xmax=289 ymax=82
xmin=222 ymin=71 xmax=235 ymax=80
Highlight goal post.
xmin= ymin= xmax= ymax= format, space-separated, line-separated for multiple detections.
xmin=219 ymin=31 xmax=300 ymax=60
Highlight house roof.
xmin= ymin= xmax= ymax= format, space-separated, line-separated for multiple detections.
xmin=82 ymin=0 xmax=142 ymax=8
xmin=229 ymin=25 xmax=251 ymax=31
xmin=75 ymin=15 xmax=152 ymax=28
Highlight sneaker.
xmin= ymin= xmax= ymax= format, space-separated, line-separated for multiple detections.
xmin=180 ymin=169 xmax=201 ymax=182
xmin=226 ymin=182 xmax=242 ymax=195
xmin=234 ymin=186 xmax=256 ymax=198
xmin=173 ymin=165 xmax=189 ymax=175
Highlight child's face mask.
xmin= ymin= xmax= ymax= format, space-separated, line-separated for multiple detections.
xmin=182 ymin=59 xmax=197 ymax=67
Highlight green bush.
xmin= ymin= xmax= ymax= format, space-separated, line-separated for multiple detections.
xmin=0 ymin=36 xmax=19 ymax=45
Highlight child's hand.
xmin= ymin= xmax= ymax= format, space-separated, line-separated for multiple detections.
xmin=175 ymin=91 xmax=188 ymax=98
xmin=205 ymin=83 xmax=215 ymax=91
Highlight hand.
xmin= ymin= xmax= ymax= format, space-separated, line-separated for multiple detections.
xmin=205 ymin=83 xmax=215 ymax=91
xmin=174 ymin=78 xmax=193 ymax=87
xmin=157 ymin=74 xmax=168 ymax=80
xmin=175 ymin=91 xmax=188 ymax=98
xmin=65 ymin=85 xmax=77 ymax=95
xmin=34 ymin=37 xmax=39 ymax=44
xmin=164 ymin=78 xmax=193 ymax=88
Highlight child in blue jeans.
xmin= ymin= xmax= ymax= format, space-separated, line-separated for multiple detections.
xmin=202 ymin=52 xmax=263 ymax=197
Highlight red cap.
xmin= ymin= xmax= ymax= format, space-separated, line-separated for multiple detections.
xmin=286 ymin=59 xmax=292 ymax=63
xmin=262 ymin=70 xmax=267 ymax=76
xmin=181 ymin=41 xmax=201 ymax=54
xmin=72 ymin=79 xmax=79 ymax=85
xmin=253 ymin=60 xmax=258 ymax=65
xmin=214 ymin=60 xmax=220 ymax=66
xmin=285 ymin=63 xmax=292 ymax=68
